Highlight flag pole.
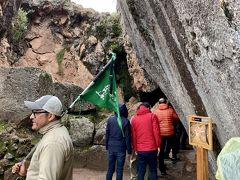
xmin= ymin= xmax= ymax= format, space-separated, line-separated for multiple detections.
xmin=61 ymin=52 xmax=116 ymax=117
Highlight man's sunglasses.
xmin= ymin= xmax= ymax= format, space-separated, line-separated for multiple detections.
xmin=32 ymin=110 xmax=49 ymax=118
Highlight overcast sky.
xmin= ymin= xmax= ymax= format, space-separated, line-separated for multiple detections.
xmin=71 ymin=0 xmax=117 ymax=13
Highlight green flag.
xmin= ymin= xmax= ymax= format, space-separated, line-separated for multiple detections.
xmin=80 ymin=54 xmax=123 ymax=134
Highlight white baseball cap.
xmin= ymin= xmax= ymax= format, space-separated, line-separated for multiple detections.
xmin=24 ymin=95 xmax=63 ymax=116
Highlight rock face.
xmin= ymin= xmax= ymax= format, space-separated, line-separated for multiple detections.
xmin=0 ymin=67 xmax=53 ymax=125
xmin=73 ymin=145 xmax=108 ymax=171
xmin=0 ymin=0 xmax=21 ymax=39
xmin=124 ymin=35 xmax=157 ymax=92
xmin=0 ymin=67 xmax=93 ymax=125
xmin=0 ymin=0 xmax=136 ymax=92
xmin=69 ymin=116 xmax=94 ymax=147
xmin=0 ymin=0 xmax=149 ymax=100
xmin=53 ymin=82 xmax=95 ymax=113
xmin=117 ymin=0 xmax=240 ymax=176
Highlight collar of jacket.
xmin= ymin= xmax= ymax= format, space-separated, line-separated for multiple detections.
xmin=39 ymin=120 xmax=62 ymax=135
xmin=158 ymin=103 xmax=168 ymax=110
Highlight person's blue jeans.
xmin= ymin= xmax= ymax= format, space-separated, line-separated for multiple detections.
xmin=106 ymin=151 xmax=126 ymax=180
xmin=137 ymin=150 xmax=158 ymax=180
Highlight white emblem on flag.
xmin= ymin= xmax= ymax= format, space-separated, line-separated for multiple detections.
xmin=96 ymin=85 xmax=110 ymax=100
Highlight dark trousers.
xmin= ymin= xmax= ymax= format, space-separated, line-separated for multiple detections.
xmin=159 ymin=136 xmax=176 ymax=173
xmin=106 ymin=151 xmax=126 ymax=180
xmin=164 ymin=135 xmax=178 ymax=158
xmin=137 ymin=150 xmax=158 ymax=180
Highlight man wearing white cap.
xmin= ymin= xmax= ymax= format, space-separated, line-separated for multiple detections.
xmin=12 ymin=95 xmax=73 ymax=180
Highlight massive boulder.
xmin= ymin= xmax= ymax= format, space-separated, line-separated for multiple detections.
xmin=73 ymin=145 xmax=108 ymax=171
xmin=0 ymin=67 xmax=94 ymax=125
xmin=69 ymin=116 xmax=94 ymax=147
xmin=53 ymin=82 xmax=95 ymax=113
xmin=117 ymin=0 xmax=240 ymax=177
xmin=93 ymin=119 xmax=107 ymax=145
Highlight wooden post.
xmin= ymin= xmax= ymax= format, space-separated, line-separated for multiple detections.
xmin=196 ymin=146 xmax=208 ymax=180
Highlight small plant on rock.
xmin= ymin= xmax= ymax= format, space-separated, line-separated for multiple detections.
xmin=11 ymin=8 xmax=28 ymax=43
xmin=56 ymin=48 xmax=65 ymax=65
xmin=56 ymin=48 xmax=66 ymax=76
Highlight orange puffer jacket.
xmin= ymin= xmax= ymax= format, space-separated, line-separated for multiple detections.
xmin=154 ymin=103 xmax=179 ymax=136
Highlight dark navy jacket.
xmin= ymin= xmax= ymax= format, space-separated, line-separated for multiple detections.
xmin=105 ymin=104 xmax=132 ymax=154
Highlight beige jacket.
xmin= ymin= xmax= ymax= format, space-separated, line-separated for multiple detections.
xmin=26 ymin=121 xmax=73 ymax=180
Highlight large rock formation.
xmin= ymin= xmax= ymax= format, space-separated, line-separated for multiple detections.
xmin=0 ymin=66 xmax=94 ymax=125
xmin=117 ymin=0 xmax=240 ymax=177
xmin=0 ymin=0 xmax=134 ymax=90
xmin=0 ymin=67 xmax=53 ymax=125
xmin=0 ymin=0 xmax=205 ymax=178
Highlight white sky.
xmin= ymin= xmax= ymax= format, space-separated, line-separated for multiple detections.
xmin=71 ymin=0 xmax=117 ymax=13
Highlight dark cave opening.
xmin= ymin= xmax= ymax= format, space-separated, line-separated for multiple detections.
xmin=138 ymin=87 xmax=166 ymax=107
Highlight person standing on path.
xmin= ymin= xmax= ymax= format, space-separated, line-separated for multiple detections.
xmin=154 ymin=98 xmax=179 ymax=175
xmin=12 ymin=95 xmax=73 ymax=180
xmin=105 ymin=103 xmax=132 ymax=180
xmin=131 ymin=102 xmax=161 ymax=180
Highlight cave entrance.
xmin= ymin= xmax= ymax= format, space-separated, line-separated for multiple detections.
xmin=139 ymin=87 xmax=191 ymax=149
xmin=138 ymin=87 xmax=166 ymax=107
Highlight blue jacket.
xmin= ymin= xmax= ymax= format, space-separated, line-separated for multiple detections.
xmin=105 ymin=104 xmax=132 ymax=154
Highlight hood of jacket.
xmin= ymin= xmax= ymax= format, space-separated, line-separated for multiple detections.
xmin=136 ymin=105 xmax=151 ymax=115
xmin=158 ymin=103 xmax=169 ymax=110
xmin=119 ymin=103 xmax=128 ymax=118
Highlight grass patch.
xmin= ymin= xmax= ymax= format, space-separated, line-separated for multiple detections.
xmin=0 ymin=121 xmax=9 ymax=133
xmin=11 ymin=8 xmax=28 ymax=43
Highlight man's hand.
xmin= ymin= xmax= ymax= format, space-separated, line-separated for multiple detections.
xmin=157 ymin=148 xmax=160 ymax=156
xmin=12 ymin=160 xmax=27 ymax=176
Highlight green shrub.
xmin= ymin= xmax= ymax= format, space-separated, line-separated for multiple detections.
xmin=95 ymin=14 xmax=122 ymax=40
xmin=96 ymin=23 xmax=107 ymax=41
xmin=64 ymin=0 xmax=71 ymax=6
xmin=11 ymin=8 xmax=28 ymax=42
xmin=0 ymin=121 xmax=9 ymax=133
xmin=105 ymin=40 xmax=124 ymax=53
xmin=56 ymin=48 xmax=65 ymax=65
xmin=110 ymin=14 xmax=122 ymax=38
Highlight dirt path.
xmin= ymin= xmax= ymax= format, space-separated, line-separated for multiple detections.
xmin=73 ymin=149 xmax=195 ymax=180
xmin=73 ymin=168 xmax=130 ymax=180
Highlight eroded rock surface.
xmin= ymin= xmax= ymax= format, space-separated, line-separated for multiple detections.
xmin=0 ymin=67 xmax=53 ymax=125
xmin=69 ymin=116 xmax=94 ymax=147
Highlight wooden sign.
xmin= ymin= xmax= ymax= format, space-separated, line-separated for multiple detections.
xmin=188 ymin=115 xmax=213 ymax=150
